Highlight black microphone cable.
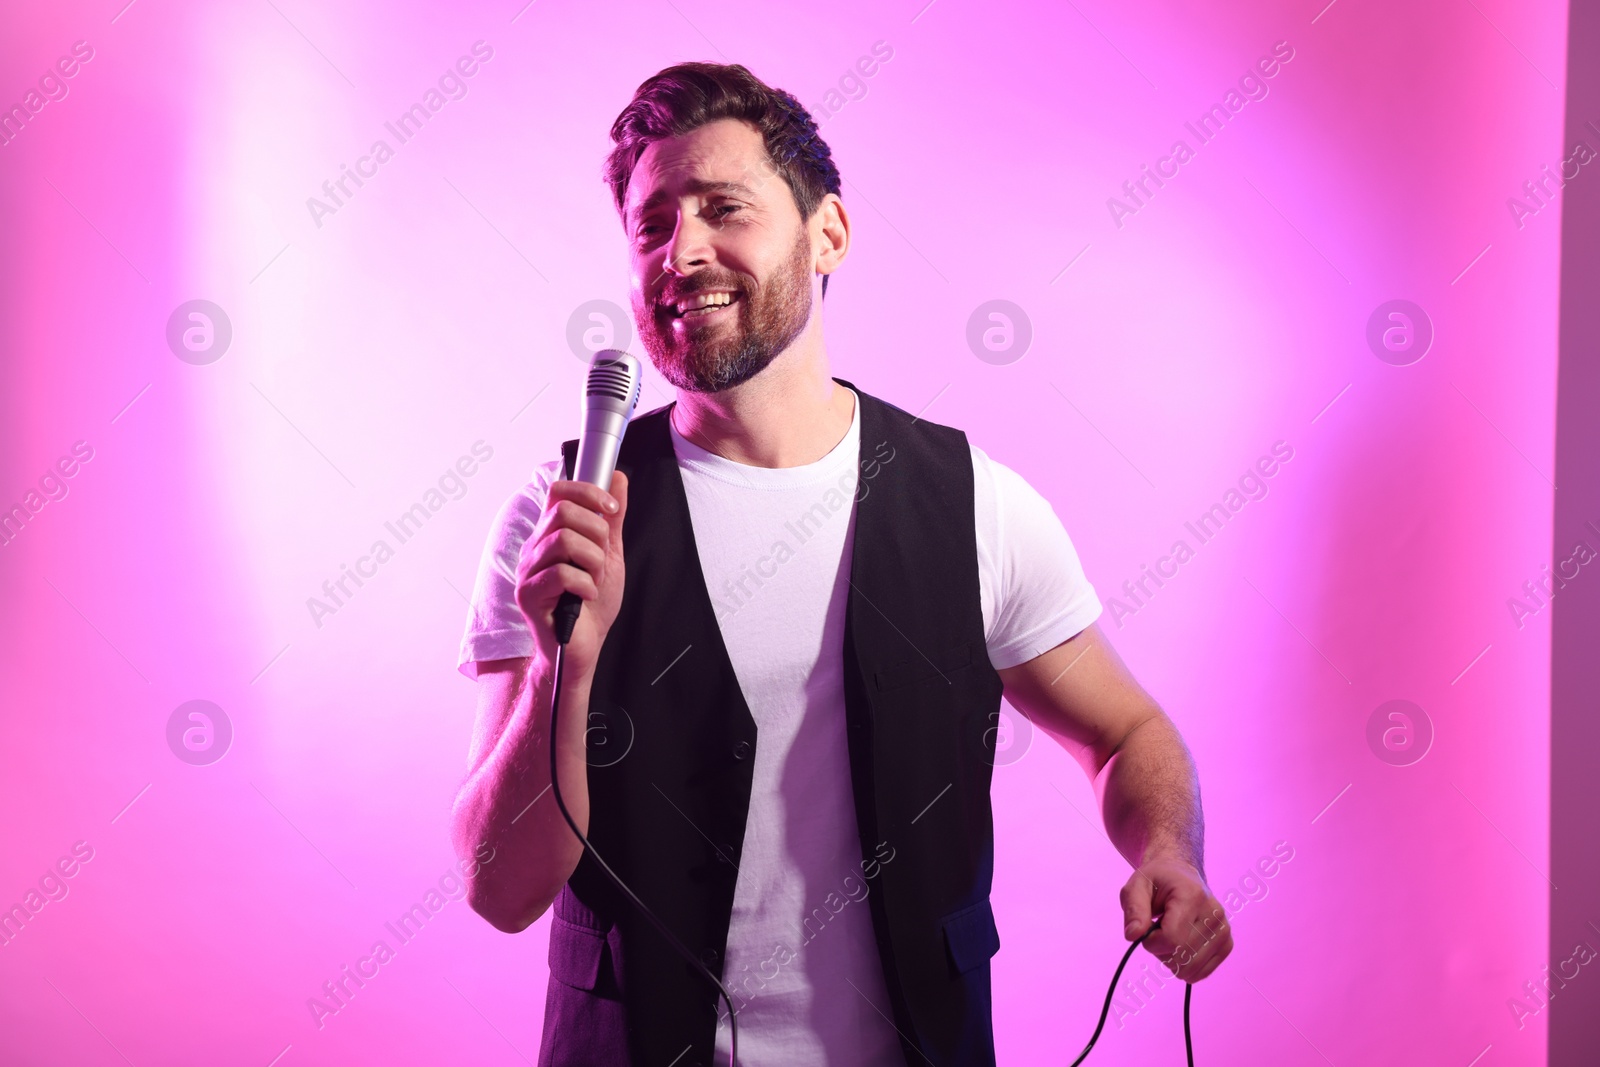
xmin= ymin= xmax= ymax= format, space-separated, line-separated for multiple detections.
xmin=1068 ymin=916 xmax=1194 ymax=1066
xmin=545 ymin=617 xmax=741 ymax=1066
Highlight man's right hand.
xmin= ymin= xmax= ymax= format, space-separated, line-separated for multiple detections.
xmin=515 ymin=471 xmax=630 ymax=685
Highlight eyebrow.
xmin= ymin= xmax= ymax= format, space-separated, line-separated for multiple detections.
xmin=629 ymin=179 xmax=757 ymax=225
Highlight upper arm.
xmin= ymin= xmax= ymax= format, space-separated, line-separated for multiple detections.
xmin=466 ymin=657 xmax=528 ymax=774
xmin=454 ymin=465 xmax=558 ymax=682
xmin=455 ymin=471 xmax=559 ymax=773
xmin=997 ymin=621 xmax=1166 ymax=778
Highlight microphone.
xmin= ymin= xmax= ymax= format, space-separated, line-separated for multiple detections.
xmin=540 ymin=349 xmax=742 ymax=1059
xmin=553 ymin=349 xmax=643 ymax=645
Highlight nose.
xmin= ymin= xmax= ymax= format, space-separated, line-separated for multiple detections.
xmin=660 ymin=207 xmax=715 ymax=281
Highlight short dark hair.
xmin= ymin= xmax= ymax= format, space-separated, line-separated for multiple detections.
xmin=604 ymin=62 xmax=842 ymax=297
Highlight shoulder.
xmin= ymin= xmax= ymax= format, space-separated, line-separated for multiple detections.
xmin=968 ymin=442 xmax=1036 ymax=503
xmin=458 ymin=459 xmax=561 ymax=679
xmin=967 ymin=442 xmax=1079 ymax=543
xmin=967 ymin=443 xmax=1015 ymax=550
xmin=966 ymin=441 xmax=1104 ymax=665
xmin=511 ymin=458 xmax=562 ymax=510
xmin=967 ymin=439 xmax=1085 ymax=567
xmin=485 ymin=459 xmax=562 ymax=545
xmin=850 ymin=387 xmax=975 ymax=504
xmin=853 ymin=386 xmax=968 ymax=451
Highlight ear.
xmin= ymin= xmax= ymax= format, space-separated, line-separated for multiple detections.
xmin=813 ymin=193 xmax=850 ymax=278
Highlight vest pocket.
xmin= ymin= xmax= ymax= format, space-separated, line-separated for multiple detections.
xmin=874 ymin=641 xmax=974 ymax=692
xmin=548 ymin=915 xmax=608 ymax=991
xmin=941 ymin=897 xmax=1001 ymax=976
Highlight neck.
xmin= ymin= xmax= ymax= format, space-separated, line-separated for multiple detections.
xmin=669 ymin=314 xmax=855 ymax=468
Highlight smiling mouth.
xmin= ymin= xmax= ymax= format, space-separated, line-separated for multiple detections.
xmin=663 ymin=291 xmax=742 ymax=320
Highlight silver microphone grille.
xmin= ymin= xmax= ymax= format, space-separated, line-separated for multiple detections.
xmin=586 ymin=350 xmax=642 ymax=411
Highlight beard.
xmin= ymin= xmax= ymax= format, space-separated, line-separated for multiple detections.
xmin=633 ymin=225 xmax=814 ymax=394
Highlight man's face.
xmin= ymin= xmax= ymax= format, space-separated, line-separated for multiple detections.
xmin=624 ymin=118 xmax=816 ymax=393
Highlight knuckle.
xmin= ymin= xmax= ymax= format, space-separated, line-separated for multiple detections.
xmin=562 ymin=562 xmax=597 ymax=591
xmin=556 ymin=499 xmax=604 ymax=537
xmin=551 ymin=499 xmax=581 ymax=526
xmin=555 ymin=527 xmax=597 ymax=559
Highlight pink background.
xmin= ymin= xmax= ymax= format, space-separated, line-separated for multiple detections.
xmin=0 ymin=0 xmax=1569 ymax=1064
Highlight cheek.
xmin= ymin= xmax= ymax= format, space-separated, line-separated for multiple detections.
xmin=631 ymin=278 xmax=663 ymax=323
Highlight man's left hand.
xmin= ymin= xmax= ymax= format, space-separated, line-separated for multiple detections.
xmin=1119 ymin=858 xmax=1233 ymax=982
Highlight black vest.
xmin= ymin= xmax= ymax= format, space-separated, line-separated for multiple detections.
xmin=541 ymin=381 xmax=1005 ymax=1067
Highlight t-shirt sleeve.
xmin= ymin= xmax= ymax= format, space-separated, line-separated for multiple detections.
xmin=973 ymin=446 xmax=1103 ymax=670
xmin=456 ymin=460 xmax=561 ymax=679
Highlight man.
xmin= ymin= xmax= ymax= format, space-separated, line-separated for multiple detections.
xmin=452 ymin=62 xmax=1231 ymax=1067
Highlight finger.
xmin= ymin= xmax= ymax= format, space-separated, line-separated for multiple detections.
xmin=546 ymin=479 xmax=620 ymax=518
xmin=519 ymin=563 xmax=599 ymax=612
xmin=1189 ymin=934 xmax=1233 ymax=982
xmin=1143 ymin=929 xmax=1191 ymax=975
xmin=1155 ymin=933 xmax=1214 ymax=982
xmin=1168 ymin=940 xmax=1223 ymax=983
xmin=1175 ymin=900 xmax=1228 ymax=950
xmin=540 ymin=498 xmax=611 ymax=545
xmin=1153 ymin=903 xmax=1229 ymax=981
xmin=1119 ymin=872 xmax=1155 ymax=941
xmin=525 ymin=527 xmax=607 ymax=582
xmin=605 ymin=470 xmax=629 ymax=556
xmin=1147 ymin=898 xmax=1210 ymax=972
xmin=1183 ymin=912 xmax=1233 ymax=980
xmin=517 ymin=508 xmax=609 ymax=586
xmin=516 ymin=539 xmax=604 ymax=606
xmin=1142 ymin=923 xmax=1193 ymax=974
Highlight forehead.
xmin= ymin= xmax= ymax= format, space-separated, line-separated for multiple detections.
xmin=624 ymin=118 xmax=785 ymax=219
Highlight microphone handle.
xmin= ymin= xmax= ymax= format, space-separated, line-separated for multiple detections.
xmin=555 ymin=427 xmax=625 ymax=648
xmin=553 ymin=591 xmax=582 ymax=645
xmin=554 ymin=358 xmax=636 ymax=648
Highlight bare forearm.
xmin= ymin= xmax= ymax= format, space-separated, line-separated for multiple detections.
xmin=999 ymin=627 xmax=1231 ymax=976
xmin=451 ymin=656 xmax=592 ymax=931
xmin=1095 ymin=711 xmax=1206 ymax=877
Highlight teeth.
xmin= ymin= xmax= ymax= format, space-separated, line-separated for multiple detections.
xmin=674 ymin=292 xmax=735 ymax=314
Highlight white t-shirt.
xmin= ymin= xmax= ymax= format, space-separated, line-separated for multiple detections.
xmin=457 ymin=389 xmax=1102 ymax=1066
